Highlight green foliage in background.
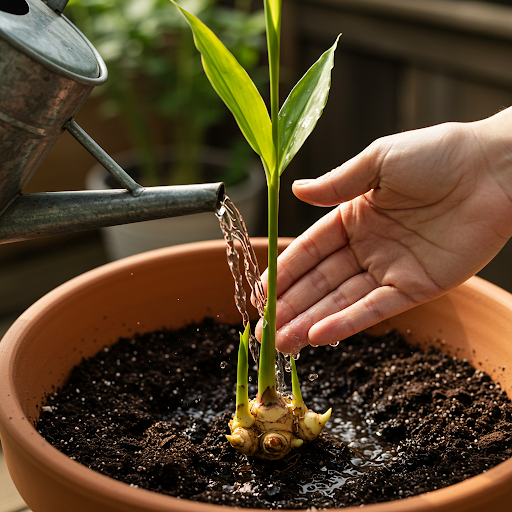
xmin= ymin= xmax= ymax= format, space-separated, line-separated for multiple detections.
xmin=67 ymin=0 xmax=266 ymax=186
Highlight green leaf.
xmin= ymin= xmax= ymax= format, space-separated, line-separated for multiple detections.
xmin=264 ymin=0 xmax=281 ymax=37
xmin=172 ymin=1 xmax=274 ymax=174
xmin=278 ymin=35 xmax=340 ymax=175
xmin=290 ymin=357 xmax=304 ymax=409
xmin=235 ymin=324 xmax=251 ymax=420
xmin=264 ymin=0 xmax=282 ymax=84
xmin=263 ymin=0 xmax=282 ymax=178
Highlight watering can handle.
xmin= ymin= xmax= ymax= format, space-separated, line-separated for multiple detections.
xmin=64 ymin=118 xmax=144 ymax=197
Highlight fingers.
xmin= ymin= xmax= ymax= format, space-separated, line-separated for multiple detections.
xmin=274 ymin=245 xmax=361 ymax=331
xmin=292 ymin=141 xmax=385 ymax=207
xmin=255 ymin=137 xmax=390 ymax=306
xmin=254 ymin=243 xmax=362 ymax=345
xmin=275 ymin=284 xmax=418 ymax=354
xmin=270 ymin=207 xmax=348 ymax=298
xmin=251 ymin=207 xmax=348 ymax=312
xmin=274 ymin=272 xmax=379 ymax=353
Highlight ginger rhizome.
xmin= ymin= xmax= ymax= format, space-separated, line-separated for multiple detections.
xmin=226 ymin=324 xmax=331 ymax=460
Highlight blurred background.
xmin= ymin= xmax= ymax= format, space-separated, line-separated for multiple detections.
xmin=2 ymin=0 xmax=512 ymax=339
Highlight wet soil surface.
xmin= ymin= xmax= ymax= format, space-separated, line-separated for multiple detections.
xmin=38 ymin=319 xmax=512 ymax=508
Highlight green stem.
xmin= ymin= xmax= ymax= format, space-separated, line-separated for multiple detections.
xmin=265 ymin=1 xmax=281 ymax=157
xmin=235 ymin=324 xmax=253 ymax=425
xmin=257 ymin=173 xmax=279 ymax=398
xmin=258 ymin=307 xmax=275 ymax=396
xmin=290 ymin=358 xmax=305 ymax=409
xmin=257 ymin=0 xmax=282 ymax=400
xmin=266 ymin=172 xmax=280 ymax=350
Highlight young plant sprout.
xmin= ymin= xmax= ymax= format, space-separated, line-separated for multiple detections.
xmin=172 ymin=0 xmax=338 ymax=459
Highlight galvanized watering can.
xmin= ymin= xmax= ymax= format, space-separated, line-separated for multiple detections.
xmin=0 ymin=0 xmax=224 ymax=244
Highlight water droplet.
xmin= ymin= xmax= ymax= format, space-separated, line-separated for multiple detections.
xmin=284 ymin=360 xmax=292 ymax=372
xmin=309 ymin=373 xmax=318 ymax=381
xmin=330 ymin=341 xmax=340 ymax=347
xmin=215 ymin=205 xmax=226 ymax=219
xmin=276 ymin=352 xmax=287 ymax=394
xmin=220 ymin=361 xmax=227 ymax=369
xmin=262 ymin=318 xmax=268 ymax=328
xmin=292 ymin=352 xmax=300 ymax=360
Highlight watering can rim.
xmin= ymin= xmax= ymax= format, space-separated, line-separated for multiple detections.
xmin=0 ymin=0 xmax=107 ymax=86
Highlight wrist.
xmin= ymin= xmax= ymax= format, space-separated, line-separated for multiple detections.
xmin=470 ymin=107 xmax=512 ymax=200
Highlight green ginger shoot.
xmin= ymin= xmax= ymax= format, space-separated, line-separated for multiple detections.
xmin=172 ymin=0 xmax=338 ymax=459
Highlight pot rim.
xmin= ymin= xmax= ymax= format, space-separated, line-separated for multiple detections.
xmin=2 ymin=239 xmax=512 ymax=512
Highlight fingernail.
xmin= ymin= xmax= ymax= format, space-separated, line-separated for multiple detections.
xmin=293 ymin=179 xmax=315 ymax=187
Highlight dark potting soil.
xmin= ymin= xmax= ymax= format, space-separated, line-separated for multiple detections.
xmin=37 ymin=319 xmax=512 ymax=509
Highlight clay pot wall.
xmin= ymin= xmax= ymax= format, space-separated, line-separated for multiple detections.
xmin=2 ymin=239 xmax=512 ymax=511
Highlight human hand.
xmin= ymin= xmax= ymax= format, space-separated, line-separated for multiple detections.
xmin=258 ymin=108 xmax=512 ymax=354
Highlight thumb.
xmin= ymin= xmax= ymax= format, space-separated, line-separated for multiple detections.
xmin=292 ymin=142 xmax=383 ymax=206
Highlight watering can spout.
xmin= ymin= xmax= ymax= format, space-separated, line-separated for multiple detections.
xmin=0 ymin=114 xmax=226 ymax=244
xmin=0 ymin=0 xmax=227 ymax=246
xmin=0 ymin=183 xmax=225 ymax=245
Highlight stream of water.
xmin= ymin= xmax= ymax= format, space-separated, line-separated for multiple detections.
xmin=216 ymin=195 xmax=287 ymax=392
xmin=215 ymin=196 xmax=395 ymax=499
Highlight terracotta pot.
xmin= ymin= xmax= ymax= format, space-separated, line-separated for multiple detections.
xmin=1 ymin=239 xmax=512 ymax=512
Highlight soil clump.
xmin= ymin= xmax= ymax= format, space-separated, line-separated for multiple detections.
xmin=37 ymin=319 xmax=512 ymax=508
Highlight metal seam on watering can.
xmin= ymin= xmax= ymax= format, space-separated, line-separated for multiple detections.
xmin=0 ymin=0 xmax=107 ymax=85
xmin=0 ymin=104 xmax=63 ymax=138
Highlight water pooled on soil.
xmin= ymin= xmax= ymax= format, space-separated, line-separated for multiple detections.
xmin=37 ymin=320 xmax=512 ymax=508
